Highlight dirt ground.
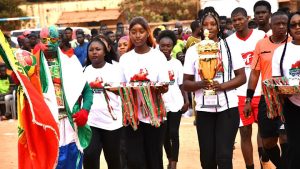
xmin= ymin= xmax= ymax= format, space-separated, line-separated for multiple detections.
xmin=0 ymin=117 xmax=274 ymax=169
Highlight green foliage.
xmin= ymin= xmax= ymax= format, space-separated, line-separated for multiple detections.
xmin=119 ymin=0 xmax=198 ymax=22
xmin=0 ymin=0 xmax=27 ymax=31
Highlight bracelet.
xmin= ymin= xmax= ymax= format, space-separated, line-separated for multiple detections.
xmin=246 ymin=89 xmax=254 ymax=99
xmin=245 ymin=97 xmax=252 ymax=104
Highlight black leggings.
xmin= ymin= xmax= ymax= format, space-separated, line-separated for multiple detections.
xmin=125 ymin=122 xmax=166 ymax=169
xmin=283 ymin=99 xmax=300 ymax=169
xmin=83 ymin=126 xmax=122 ymax=169
xmin=164 ymin=111 xmax=182 ymax=162
xmin=196 ymin=107 xmax=240 ymax=169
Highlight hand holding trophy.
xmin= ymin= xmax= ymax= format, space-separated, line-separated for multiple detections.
xmin=197 ymin=29 xmax=220 ymax=108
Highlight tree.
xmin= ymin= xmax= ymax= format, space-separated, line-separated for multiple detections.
xmin=0 ymin=0 xmax=27 ymax=31
xmin=119 ymin=0 xmax=199 ymax=23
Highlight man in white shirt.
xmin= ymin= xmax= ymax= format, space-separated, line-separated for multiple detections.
xmin=226 ymin=7 xmax=265 ymax=169
xmin=254 ymin=0 xmax=272 ymax=36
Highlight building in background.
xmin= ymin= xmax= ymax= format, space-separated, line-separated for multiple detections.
xmin=16 ymin=0 xmax=300 ymax=30
xmin=18 ymin=0 xmax=121 ymax=28
xmin=278 ymin=0 xmax=300 ymax=12
xmin=56 ymin=8 xmax=126 ymax=31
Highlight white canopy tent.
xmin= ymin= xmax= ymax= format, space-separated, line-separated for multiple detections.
xmin=201 ymin=0 xmax=279 ymax=18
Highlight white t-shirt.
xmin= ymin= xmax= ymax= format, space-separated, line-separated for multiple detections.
xmin=266 ymin=29 xmax=273 ymax=37
xmin=272 ymin=42 xmax=300 ymax=106
xmin=84 ymin=63 xmax=123 ymax=130
xmin=184 ymin=39 xmax=245 ymax=112
xmin=119 ymin=48 xmax=170 ymax=123
xmin=226 ymin=29 xmax=265 ymax=96
xmin=162 ymin=58 xmax=184 ymax=112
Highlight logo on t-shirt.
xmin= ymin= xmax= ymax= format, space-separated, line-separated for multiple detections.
xmin=289 ymin=60 xmax=300 ymax=77
xmin=90 ymin=77 xmax=104 ymax=93
xmin=242 ymin=51 xmax=254 ymax=67
xmin=130 ymin=68 xmax=149 ymax=82
xmin=168 ymin=70 xmax=175 ymax=84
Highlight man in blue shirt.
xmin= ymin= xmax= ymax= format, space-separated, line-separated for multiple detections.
xmin=74 ymin=32 xmax=89 ymax=66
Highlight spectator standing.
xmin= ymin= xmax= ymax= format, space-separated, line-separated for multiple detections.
xmin=74 ymin=32 xmax=89 ymax=66
xmin=28 ymin=33 xmax=38 ymax=50
xmin=91 ymin=28 xmax=99 ymax=40
xmin=117 ymin=35 xmax=129 ymax=57
xmin=100 ymin=24 xmax=108 ymax=35
xmin=59 ymin=34 xmax=74 ymax=57
xmin=158 ymin=30 xmax=189 ymax=169
xmin=0 ymin=64 xmax=14 ymax=120
xmin=186 ymin=20 xmax=202 ymax=50
xmin=116 ymin=22 xmax=125 ymax=35
xmin=64 ymin=27 xmax=73 ymax=42
xmin=175 ymin=21 xmax=183 ymax=40
xmin=254 ymin=0 xmax=272 ymax=36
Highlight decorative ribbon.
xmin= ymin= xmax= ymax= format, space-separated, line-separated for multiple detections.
xmin=114 ymin=82 xmax=167 ymax=130
xmin=263 ymin=77 xmax=300 ymax=120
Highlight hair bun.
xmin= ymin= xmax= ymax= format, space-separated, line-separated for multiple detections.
xmin=203 ymin=7 xmax=216 ymax=14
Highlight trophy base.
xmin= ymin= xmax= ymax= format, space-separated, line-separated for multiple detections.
xmin=202 ymin=90 xmax=221 ymax=108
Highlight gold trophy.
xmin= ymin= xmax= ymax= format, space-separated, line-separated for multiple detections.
xmin=197 ymin=29 xmax=220 ymax=108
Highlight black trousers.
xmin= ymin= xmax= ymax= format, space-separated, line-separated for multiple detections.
xmin=125 ymin=122 xmax=166 ymax=169
xmin=83 ymin=126 xmax=122 ymax=169
xmin=164 ymin=111 xmax=182 ymax=162
xmin=283 ymin=98 xmax=300 ymax=169
xmin=196 ymin=107 xmax=240 ymax=169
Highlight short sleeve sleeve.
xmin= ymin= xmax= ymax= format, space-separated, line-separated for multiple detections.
xmin=118 ymin=53 xmax=128 ymax=83
xmin=183 ymin=45 xmax=197 ymax=75
xmin=272 ymin=46 xmax=283 ymax=77
xmin=251 ymin=41 xmax=261 ymax=70
xmin=157 ymin=51 xmax=170 ymax=82
xmin=112 ymin=62 xmax=126 ymax=83
xmin=176 ymin=60 xmax=184 ymax=85
xmin=226 ymin=41 xmax=245 ymax=71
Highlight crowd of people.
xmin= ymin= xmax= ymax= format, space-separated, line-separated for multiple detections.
xmin=0 ymin=0 xmax=300 ymax=169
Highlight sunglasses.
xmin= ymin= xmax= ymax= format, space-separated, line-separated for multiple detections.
xmin=290 ymin=22 xmax=300 ymax=29
xmin=41 ymin=37 xmax=59 ymax=44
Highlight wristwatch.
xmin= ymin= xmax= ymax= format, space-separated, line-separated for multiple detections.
xmin=245 ymin=97 xmax=252 ymax=104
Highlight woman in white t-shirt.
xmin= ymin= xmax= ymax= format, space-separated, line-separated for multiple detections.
xmin=272 ymin=12 xmax=300 ymax=169
xmin=158 ymin=30 xmax=189 ymax=169
xmin=183 ymin=7 xmax=246 ymax=169
xmin=83 ymin=38 xmax=123 ymax=169
xmin=119 ymin=16 xmax=169 ymax=169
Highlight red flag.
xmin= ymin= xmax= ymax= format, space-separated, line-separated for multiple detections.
xmin=0 ymin=30 xmax=59 ymax=169
xmin=17 ymin=72 xmax=59 ymax=169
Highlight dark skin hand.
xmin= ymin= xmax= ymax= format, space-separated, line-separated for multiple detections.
xmin=179 ymin=85 xmax=189 ymax=113
xmin=244 ymin=69 xmax=260 ymax=118
xmin=183 ymin=67 xmax=246 ymax=93
xmin=106 ymin=83 xmax=169 ymax=95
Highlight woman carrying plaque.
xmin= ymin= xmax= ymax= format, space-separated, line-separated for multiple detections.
xmin=183 ymin=7 xmax=246 ymax=169
xmin=272 ymin=12 xmax=300 ymax=169
xmin=118 ymin=16 xmax=169 ymax=169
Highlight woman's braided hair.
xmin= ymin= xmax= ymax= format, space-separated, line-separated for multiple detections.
xmin=279 ymin=11 xmax=300 ymax=76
